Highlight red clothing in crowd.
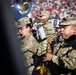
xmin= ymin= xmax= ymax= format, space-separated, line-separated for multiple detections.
xmin=48 ymin=7 xmax=53 ymax=15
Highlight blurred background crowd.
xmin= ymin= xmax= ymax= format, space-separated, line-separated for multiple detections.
xmin=32 ymin=0 xmax=76 ymax=20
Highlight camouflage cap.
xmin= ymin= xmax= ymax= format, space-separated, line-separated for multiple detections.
xmin=60 ymin=17 xmax=76 ymax=26
xmin=40 ymin=10 xmax=50 ymax=17
xmin=17 ymin=17 xmax=31 ymax=28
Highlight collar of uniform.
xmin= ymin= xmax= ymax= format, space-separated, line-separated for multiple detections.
xmin=65 ymin=35 xmax=76 ymax=43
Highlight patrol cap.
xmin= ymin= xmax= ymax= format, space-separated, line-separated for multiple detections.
xmin=60 ymin=17 xmax=76 ymax=26
xmin=17 ymin=17 xmax=31 ymax=29
xmin=40 ymin=10 xmax=50 ymax=17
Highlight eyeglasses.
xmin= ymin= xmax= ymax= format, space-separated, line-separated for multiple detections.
xmin=20 ymin=26 xmax=27 ymax=30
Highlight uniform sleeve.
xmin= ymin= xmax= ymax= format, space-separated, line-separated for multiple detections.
xmin=22 ymin=36 xmax=39 ymax=53
xmin=37 ymin=40 xmax=47 ymax=56
xmin=52 ymin=50 xmax=76 ymax=70
xmin=28 ymin=37 xmax=39 ymax=52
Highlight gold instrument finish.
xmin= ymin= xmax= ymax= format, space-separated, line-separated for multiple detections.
xmin=20 ymin=2 xmax=29 ymax=14
xmin=36 ymin=36 xmax=56 ymax=75
xmin=46 ymin=36 xmax=56 ymax=53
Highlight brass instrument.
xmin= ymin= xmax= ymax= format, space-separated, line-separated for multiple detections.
xmin=36 ymin=36 xmax=56 ymax=75
xmin=46 ymin=36 xmax=56 ymax=53
xmin=20 ymin=2 xmax=29 ymax=14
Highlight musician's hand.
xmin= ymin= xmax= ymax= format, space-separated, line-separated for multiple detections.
xmin=43 ymin=53 xmax=53 ymax=61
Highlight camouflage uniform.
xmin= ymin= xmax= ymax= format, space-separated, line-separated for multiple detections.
xmin=17 ymin=17 xmax=39 ymax=75
xmin=38 ymin=22 xmax=56 ymax=55
xmin=37 ymin=10 xmax=56 ymax=56
xmin=21 ymin=33 xmax=39 ymax=75
xmin=51 ymin=36 xmax=76 ymax=75
xmin=49 ymin=18 xmax=76 ymax=75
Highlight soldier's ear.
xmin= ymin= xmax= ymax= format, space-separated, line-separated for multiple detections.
xmin=73 ymin=26 xmax=76 ymax=35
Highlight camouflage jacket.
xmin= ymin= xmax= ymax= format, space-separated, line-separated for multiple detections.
xmin=51 ymin=35 xmax=76 ymax=75
xmin=20 ymin=33 xmax=39 ymax=75
xmin=36 ymin=22 xmax=56 ymax=56
xmin=43 ymin=22 xmax=56 ymax=38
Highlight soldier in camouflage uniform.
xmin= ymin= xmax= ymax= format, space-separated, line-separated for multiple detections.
xmin=17 ymin=17 xmax=39 ymax=75
xmin=36 ymin=7 xmax=56 ymax=56
xmin=44 ymin=17 xmax=76 ymax=75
